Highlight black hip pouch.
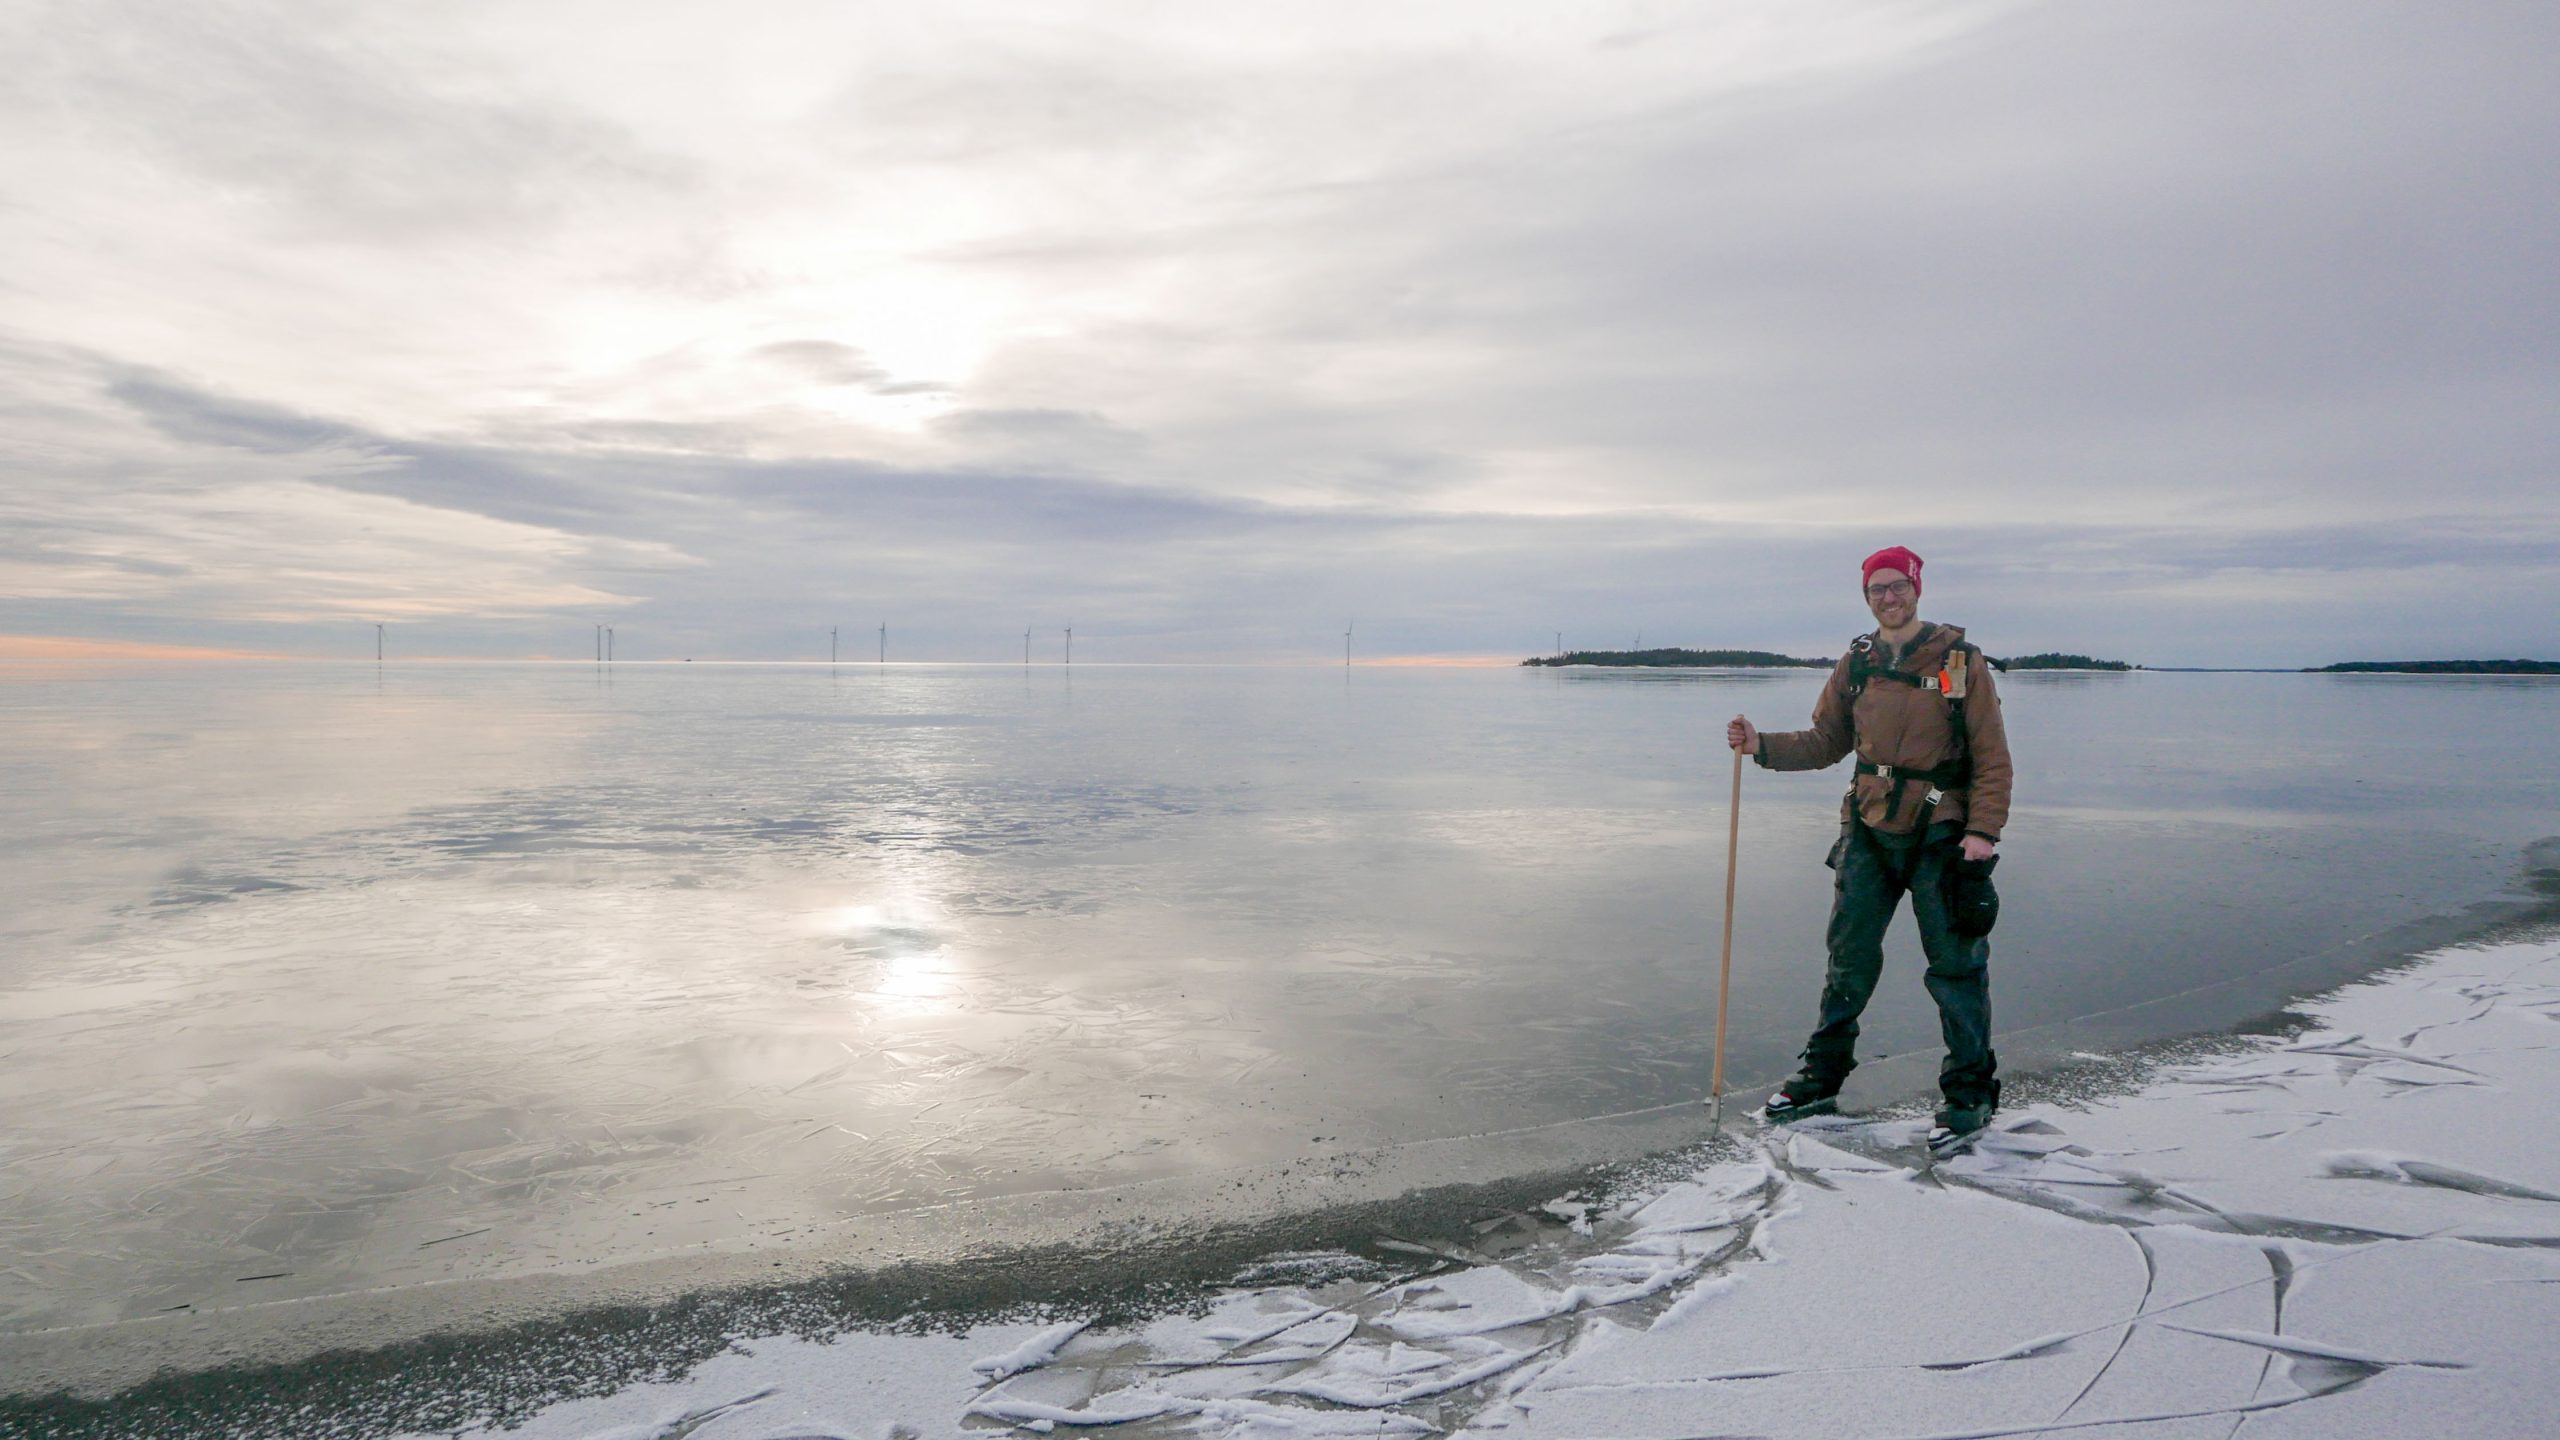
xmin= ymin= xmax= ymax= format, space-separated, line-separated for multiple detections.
xmin=1948 ymin=853 xmax=2000 ymax=938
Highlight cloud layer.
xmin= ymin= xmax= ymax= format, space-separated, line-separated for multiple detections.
xmin=3 ymin=0 xmax=2553 ymax=663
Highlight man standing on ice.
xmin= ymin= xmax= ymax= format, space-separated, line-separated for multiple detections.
xmin=1725 ymin=545 xmax=2013 ymax=1152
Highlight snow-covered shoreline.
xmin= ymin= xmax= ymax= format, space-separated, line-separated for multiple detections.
xmin=383 ymin=929 xmax=2560 ymax=1440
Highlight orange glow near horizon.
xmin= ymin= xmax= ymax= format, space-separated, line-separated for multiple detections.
xmin=0 ymin=636 xmax=1538 ymax=666
xmin=0 ymin=634 xmax=289 ymax=661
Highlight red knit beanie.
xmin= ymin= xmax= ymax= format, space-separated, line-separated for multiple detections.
xmin=1861 ymin=545 xmax=1923 ymax=595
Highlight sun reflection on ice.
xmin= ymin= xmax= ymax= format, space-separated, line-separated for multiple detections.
xmin=811 ymin=899 xmax=966 ymax=1014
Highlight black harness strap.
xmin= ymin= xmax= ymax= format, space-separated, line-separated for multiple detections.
xmin=1937 ymin=663 xmax=1973 ymax=828
xmin=1856 ymin=759 xmax=1967 ymax=786
xmin=1845 ymin=631 xmax=1975 ymax=830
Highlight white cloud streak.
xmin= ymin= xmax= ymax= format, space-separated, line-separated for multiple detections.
xmin=0 ymin=343 xmax=689 ymax=624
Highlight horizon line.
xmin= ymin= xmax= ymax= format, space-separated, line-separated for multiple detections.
xmin=0 ymin=648 xmax=1526 ymax=669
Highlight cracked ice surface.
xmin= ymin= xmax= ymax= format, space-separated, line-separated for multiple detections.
xmin=386 ymin=932 xmax=2560 ymax=1440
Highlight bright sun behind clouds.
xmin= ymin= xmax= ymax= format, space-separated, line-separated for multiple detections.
xmin=4 ymin=0 xmax=2555 ymax=663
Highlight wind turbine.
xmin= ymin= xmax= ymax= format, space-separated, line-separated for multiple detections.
xmin=1064 ymin=626 xmax=1073 ymax=665
xmin=1023 ymin=626 xmax=1032 ymax=665
xmin=375 ymin=623 xmax=384 ymax=661
xmin=831 ymin=626 xmax=838 ymax=665
xmin=1344 ymin=619 xmax=1354 ymax=667
xmin=877 ymin=621 xmax=886 ymax=665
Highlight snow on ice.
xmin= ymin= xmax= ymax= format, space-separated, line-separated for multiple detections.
xmin=400 ymin=933 xmax=2560 ymax=1439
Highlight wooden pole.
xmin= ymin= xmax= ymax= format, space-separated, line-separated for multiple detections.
xmin=1710 ymin=746 xmax=1743 ymax=1127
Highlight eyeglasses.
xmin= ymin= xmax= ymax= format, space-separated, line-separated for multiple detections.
xmin=1864 ymin=580 xmax=1914 ymax=601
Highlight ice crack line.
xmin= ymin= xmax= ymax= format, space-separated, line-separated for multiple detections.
xmin=1548 ymin=1158 xmax=2483 ymax=1405
xmin=2044 ymin=1227 xmax=2154 ymax=1428
xmin=959 ymin=1165 xmax=1789 ymax=1433
xmin=948 ymin=942 xmax=2560 ymax=1440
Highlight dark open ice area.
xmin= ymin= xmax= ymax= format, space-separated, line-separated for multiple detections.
xmin=1 ymin=660 xmax=2555 ymax=1384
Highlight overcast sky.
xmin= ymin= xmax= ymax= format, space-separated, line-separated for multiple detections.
xmin=3 ymin=0 xmax=2553 ymax=665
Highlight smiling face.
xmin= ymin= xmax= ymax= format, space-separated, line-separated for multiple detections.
xmin=1863 ymin=567 xmax=1918 ymax=630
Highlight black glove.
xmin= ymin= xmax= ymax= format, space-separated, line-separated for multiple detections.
xmin=1948 ymin=853 xmax=2000 ymax=938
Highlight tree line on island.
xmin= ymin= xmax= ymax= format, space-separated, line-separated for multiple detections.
xmin=1521 ymin=648 xmax=2135 ymax=671
xmin=2308 ymin=659 xmax=2560 ymax=675
xmin=1520 ymin=649 xmax=2559 ymax=674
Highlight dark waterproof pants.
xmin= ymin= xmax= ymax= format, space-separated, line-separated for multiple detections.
xmin=1799 ymin=822 xmax=1999 ymax=1110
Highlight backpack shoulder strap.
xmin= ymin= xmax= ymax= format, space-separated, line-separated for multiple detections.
xmin=1844 ymin=634 xmax=1878 ymax=699
xmin=1942 ymin=643 xmax=1974 ymax=770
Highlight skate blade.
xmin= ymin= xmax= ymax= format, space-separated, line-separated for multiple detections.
xmin=1760 ymin=1097 xmax=1840 ymax=1124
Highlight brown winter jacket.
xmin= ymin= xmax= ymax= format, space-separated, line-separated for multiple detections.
xmin=1753 ymin=622 xmax=2013 ymax=842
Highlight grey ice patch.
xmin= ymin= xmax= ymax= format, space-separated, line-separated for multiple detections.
xmin=2158 ymin=1324 xmax=2465 ymax=1371
xmin=2320 ymin=1151 xmax=2560 ymax=1203
xmin=148 ymin=870 xmax=305 ymax=908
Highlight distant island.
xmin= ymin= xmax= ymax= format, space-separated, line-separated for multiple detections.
xmin=1521 ymin=646 xmax=2142 ymax=671
xmin=1522 ymin=648 xmax=1827 ymax=669
xmin=2309 ymin=659 xmax=2560 ymax=675
xmin=1994 ymin=652 xmax=2135 ymax=672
